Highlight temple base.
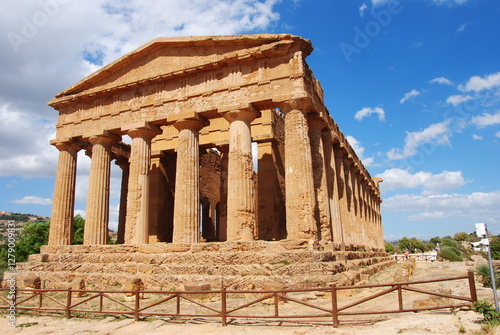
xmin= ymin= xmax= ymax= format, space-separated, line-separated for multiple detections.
xmin=10 ymin=240 xmax=393 ymax=290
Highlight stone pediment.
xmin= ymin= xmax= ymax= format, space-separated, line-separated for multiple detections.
xmin=51 ymin=34 xmax=312 ymax=104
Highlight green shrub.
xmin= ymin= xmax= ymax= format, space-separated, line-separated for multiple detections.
xmin=476 ymin=264 xmax=500 ymax=288
xmin=439 ymin=246 xmax=462 ymax=261
xmin=472 ymin=300 xmax=500 ymax=323
xmin=441 ymin=238 xmax=458 ymax=249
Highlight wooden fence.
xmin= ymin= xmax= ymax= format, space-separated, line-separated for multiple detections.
xmin=394 ymin=254 xmax=438 ymax=262
xmin=0 ymin=272 xmax=477 ymax=328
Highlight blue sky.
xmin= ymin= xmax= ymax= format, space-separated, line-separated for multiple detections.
xmin=0 ymin=0 xmax=499 ymax=241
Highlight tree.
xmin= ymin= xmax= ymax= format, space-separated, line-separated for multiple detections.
xmin=441 ymin=238 xmax=458 ymax=249
xmin=385 ymin=243 xmax=395 ymax=254
xmin=73 ymin=214 xmax=85 ymax=245
xmin=490 ymin=236 xmax=500 ymax=260
xmin=453 ymin=232 xmax=469 ymax=242
xmin=398 ymin=237 xmax=425 ymax=253
xmin=14 ymin=220 xmax=50 ymax=262
xmin=430 ymin=236 xmax=441 ymax=245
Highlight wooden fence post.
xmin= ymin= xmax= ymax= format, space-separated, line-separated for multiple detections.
xmin=468 ymin=271 xmax=478 ymax=303
xmin=397 ymin=284 xmax=403 ymax=311
xmin=331 ymin=284 xmax=339 ymax=328
xmin=221 ymin=286 xmax=227 ymax=327
xmin=66 ymin=288 xmax=72 ymax=319
xmin=134 ymin=289 xmax=140 ymax=321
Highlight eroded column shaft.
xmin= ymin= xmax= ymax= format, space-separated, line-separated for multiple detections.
xmin=125 ymin=128 xmax=157 ymax=244
xmin=224 ymin=109 xmax=259 ymax=241
xmin=309 ymin=119 xmax=332 ymax=241
xmin=324 ymin=135 xmax=343 ymax=244
xmin=84 ymin=135 xmax=117 ymax=245
xmin=116 ymin=158 xmax=129 ymax=244
xmin=282 ymin=101 xmax=317 ymax=240
xmin=48 ymin=142 xmax=80 ymax=245
xmin=172 ymin=119 xmax=204 ymax=243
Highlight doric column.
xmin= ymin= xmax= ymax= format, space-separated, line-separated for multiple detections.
xmin=223 ymin=107 xmax=260 ymax=241
xmin=334 ymin=145 xmax=347 ymax=247
xmin=218 ymin=145 xmax=229 ymax=242
xmin=281 ymin=99 xmax=317 ymax=240
xmin=257 ymin=141 xmax=284 ymax=241
xmin=172 ymin=118 xmax=206 ymax=243
xmin=343 ymin=157 xmax=355 ymax=244
xmin=308 ymin=115 xmax=332 ymax=241
xmin=84 ymin=134 xmax=119 ymax=245
xmin=115 ymin=157 xmax=129 ymax=244
xmin=124 ymin=124 xmax=160 ymax=244
xmin=324 ymin=134 xmax=343 ymax=244
xmin=48 ymin=141 xmax=81 ymax=245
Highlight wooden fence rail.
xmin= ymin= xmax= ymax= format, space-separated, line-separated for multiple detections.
xmin=394 ymin=254 xmax=438 ymax=262
xmin=0 ymin=272 xmax=477 ymax=328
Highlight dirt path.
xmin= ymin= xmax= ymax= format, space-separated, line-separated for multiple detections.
xmin=3 ymin=257 xmax=497 ymax=334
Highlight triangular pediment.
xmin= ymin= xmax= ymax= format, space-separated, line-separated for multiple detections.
xmin=52 ymin=34 xmax=311 ymax=103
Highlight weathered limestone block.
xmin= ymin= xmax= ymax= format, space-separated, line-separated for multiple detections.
xmin=183 ymin=282 xmax=213 ymax=301
xmin=68 ymin=277 xmax=86 ymax=297
xmin=123 ymin=277 xmax=145 ymax=300
xmin=23 ymin=273 xmax=41 ymax=293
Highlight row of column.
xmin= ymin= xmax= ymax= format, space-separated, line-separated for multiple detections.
xmin=48 ymin=99 xmax=382 ymax=248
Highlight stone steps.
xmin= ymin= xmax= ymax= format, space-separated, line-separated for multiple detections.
xmin=18 ymin=258 xmax=396 ymax=290
xmin=10 ymin=241 xmax=395 ymax=291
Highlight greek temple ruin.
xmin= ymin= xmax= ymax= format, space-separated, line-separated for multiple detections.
xmin=7 ymin=35 xmax=392 ymax=290
xmin=47 ymin=34 xmax=383 ymax=250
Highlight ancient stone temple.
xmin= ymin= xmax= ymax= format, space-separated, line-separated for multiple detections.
xmin=18 ymin=35 xmax=391 ymax=290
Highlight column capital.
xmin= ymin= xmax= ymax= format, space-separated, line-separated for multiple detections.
xmin=223 ymin=106 xmax=260 ymax=123
xmin=307 ymin=113 xmax=327 ymax=130
xmin=372 ymin=177 xmax=383 ymax=189
xmin=124 ymin=122 xmax=162 ymax=139
xmin=51 ymin=140 xmax=83 ymax=154
xmin=350 ymin=163 xmax=360 ymax=174
xmin=279 ymin=98 xmax=313 ymax=114
xmin=89 ymin=133 xmax=121 ymax=146
xmin=127 ymin=127 xmax=160 ymax=139
xmin=173 ymin=117 xmax=208 ymax=132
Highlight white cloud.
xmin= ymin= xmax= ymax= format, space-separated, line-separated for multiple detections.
xmin=345 ymin=135 xmax=376 ymax=167
xmin=459 ymin=72 xmax=500 ymax=92
xmin=354 ymin=107 xmax=385 ymax=121
xmin=411 ymin=41 xmax=424 ymax=49
xmin=371 ymin=0 xmax=389 ymax=6
xmin=457 ymin=22 xmax=469 ymax=33
xmin=386 ymin=121 xmax=452 ymax=160
xmin=359 ymin=3 xmax=368 ymax=16
xmin=400 ymin=89 xmax=420 ymax=104
xmin=382 ymin=191 xmax=500 ymax=223
xmin=430 ymin=77 xmax=453 ymax=86
xmin=432 ymin=0 xmax=470 ymax=5
xmin=376 ymin=168 xmax=469 ymax=195
xmin=446 ymin=94 xmax=473 ymax=106
xmin=472 ymin=134 xmax=483 ymax=140
xmin=0 ymin=0 xmax=281 ymax=179
xmin=11 ymin=196 xmax=52 ymax=205
xmin=496 ymin=131 xmax=500 ymax=138
xmin=470 ymin=111 xmax=500 ymax=128
xmin=0 ymin=103 xmax=58 ymax=177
